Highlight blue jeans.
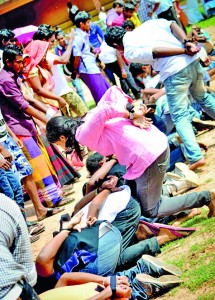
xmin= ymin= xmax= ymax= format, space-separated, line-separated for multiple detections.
xmin=80 ymin=223 xmax=122 ymax=276
xmin=0 ymin=168 xmax=25 ymax=219
xmin=71 ymin=78 xmax=87 ymax=105
xmin=164 ymin=59 xmax=215 ymax=164
xmin=113 ymin=198 xmax=160 ymax=270
xmin=135 ymin=147 xmax=211 ymax=218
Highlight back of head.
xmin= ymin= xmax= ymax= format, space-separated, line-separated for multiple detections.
xmin=86 ymin=152 xmax=104 ymax=175
xmin=46 ymin=116 xmax=84 ymax=160
xmin=0 ymin=28 xmax=15 ymax=48
xmin=130 ymin=63 xmax=145 ymax=77
xmin=55 ymin=26 xmax=65 ymax=38
xmin=123 ymin=2 xmax=135 ymax=11
xmin=67 ymin=1 xmax=72 ymax=9
xmin=33 ymin=25 xmax=54 ymax=41
xmin=105 ymin=26 xmax=126 ymax=48
xmin=2 ymin=44 xmax=22 ymax=65
xmin=113 ymin=0 xmax=124 ymax=8
xmin=74 ymin=11 xmax=91 ymax=27
xmin=122 ymin=20 xmax=135 ymax=31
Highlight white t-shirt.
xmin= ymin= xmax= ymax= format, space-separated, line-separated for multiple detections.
xmin=99 ymin=41 xmax=117 ymax=64
xmin=123 ymin=19 xmax=198 ymax=82
xmin=80 ymin=185 xmax=131 ymax=223
xmin=46 ymin=51 xmax=72 ymax=96
xmin=0 ymin=109 xmax=8 ymax=143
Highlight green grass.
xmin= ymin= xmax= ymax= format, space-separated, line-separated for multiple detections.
xmin=186 ymin=15 xmax=215 ymax=33
xmin=159 ymin=209 xmax=215 ymax=298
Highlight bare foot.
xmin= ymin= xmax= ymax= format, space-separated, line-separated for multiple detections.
xmin=189 ymin=157 xmax=205 ymax=170
xmin=136 ymin=223 xmax=155 ymax=240
xmin=157 ymin=228 xmax=192 ymax=245
xmin=172 ymin=208 xmax=202 ymax=226
xmin=208 ymin=190 xmax=215 ymax=218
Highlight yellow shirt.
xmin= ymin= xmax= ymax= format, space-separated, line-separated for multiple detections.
xmin=130 ymin=12 xmax=141 ymax=28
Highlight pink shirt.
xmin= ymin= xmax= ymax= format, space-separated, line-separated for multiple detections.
xmin=76 ymin=86 xmax=168 ymax=180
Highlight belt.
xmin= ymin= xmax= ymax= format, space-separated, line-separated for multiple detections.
xmin=99 ymin=222 xmax=113 ymax=239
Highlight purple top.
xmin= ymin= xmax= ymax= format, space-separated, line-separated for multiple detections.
xmin=0 ymin=68 xmax=37 ymax=136
xmin=106 ymin=9 xmax=119 ymax=26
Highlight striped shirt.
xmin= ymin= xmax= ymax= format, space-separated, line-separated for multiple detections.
xmin=0 ymin=194 xmax=37 ymax=299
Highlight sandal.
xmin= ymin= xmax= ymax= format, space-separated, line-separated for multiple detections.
xmin=38 ymin=207 xmax=65 ymax=221
xmin=28 ymin=223 xmax=45 ymax=236
xmin=30 ymin=234 xmax=40 ymax=243
xmin=56 ymin=196 xmax=75 ymax=207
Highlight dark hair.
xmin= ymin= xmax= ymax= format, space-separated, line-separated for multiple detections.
xmin=74 ymin=11 xmax=91 ymax=27
xmin=67 ymin=1 xmax=72 ymax=9
xmin=55 ymin=26 xmax=65 ymax=38
xmin=122 ymin=20 xmax=135 ymax=30
xmin=129 ymin=0 xmax=137 ymax=6
xmin=113 ymin=0 xmax=124 ymax=8
xmin=2 ymin=44 xmax=23 ymax=65
xmin=46 ymin=116 xmax=84 ymax=160
xmin=86 ymin=152 xmax=104 ymax=176
xmin=129 ymin=63 xmax=145 ymax=77
xmin=105 ymin=26 xmax=126 ymax=48
xmin=123 ymin=2 xmax=135 ymax=11
xmin=33 ymin=25 xmax=55 ymax=41
xmin=0 ymin=29 xmax=15 ymax=48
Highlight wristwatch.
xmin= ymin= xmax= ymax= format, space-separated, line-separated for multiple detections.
xmin=183 ymin=39 xmax=192 ymax=45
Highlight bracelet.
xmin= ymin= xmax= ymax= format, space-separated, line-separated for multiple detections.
xmin=129 ymin=112 xmax=135 ymax=120
xmin=121 ymin=68 xmax=126 ymax=73
xmin=183 ymin=39 xmax=192 ymax=45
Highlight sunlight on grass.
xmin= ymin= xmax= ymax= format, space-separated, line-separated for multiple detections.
xmin=160 ymin=209 xmax=215 ymax=297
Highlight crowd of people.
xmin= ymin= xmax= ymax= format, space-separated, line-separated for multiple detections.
xmin=0 ymin=0 xmax=215 ymax=299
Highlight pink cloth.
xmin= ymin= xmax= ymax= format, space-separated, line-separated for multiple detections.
xmin=76 ymin=86 xmax=168 ymax=180
xmin=112 ymin=13 xmax=125 ymax=26
xmin=24 ymin=40 xmax=49 ymax=74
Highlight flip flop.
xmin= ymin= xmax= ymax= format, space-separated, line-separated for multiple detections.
xmin=28 ymin=223 xmax=45 ymax=236
xmin=38 ymin=207 xmax=65 ymax=221
xmin=56 ymin=197 xmax=75 ymax=207
xmin=30 ymin=234 xmax=40 ymax=243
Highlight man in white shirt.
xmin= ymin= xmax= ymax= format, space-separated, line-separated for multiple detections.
xmin=105 ymin=20 xmax=215 ymax=171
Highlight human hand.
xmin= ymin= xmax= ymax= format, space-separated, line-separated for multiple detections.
xmin=101 ymin=175 xmax=119 ymax=190
xmin=0 ymin=158 xmax=11 ymax=170
xmin=68 ymin=28 xmax=75 ymax=42
xmin=104 ymin=276 xmax=129 ymax=287
xmin=121 ymin=71 xmax=127 ymax=78
xmin=184 ymin=42 xmax=200 ymax=56
xmin=1 ymin=147 xmax=13 ymax=161
xmin=115 ymin=284 xmax=132 ymax=298
xmin=132 ymin=116 xmax=152 ymax=129
xmin=73 ymin=215 xmax=97 ymax=232
xmin=58 ymin=97 xmax=67 ymax=108
xmin=68 ymin=211 xmax=85 ymax=229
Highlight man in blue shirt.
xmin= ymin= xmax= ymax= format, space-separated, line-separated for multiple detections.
xmin=73 ymin=11 xmax=110 ymax=105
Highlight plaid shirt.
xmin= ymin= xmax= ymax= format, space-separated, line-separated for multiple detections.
xmin=0 ymin=194 xmax=36 ymax=299
xmin=138 ymin=0 xmax=159 ymax=23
